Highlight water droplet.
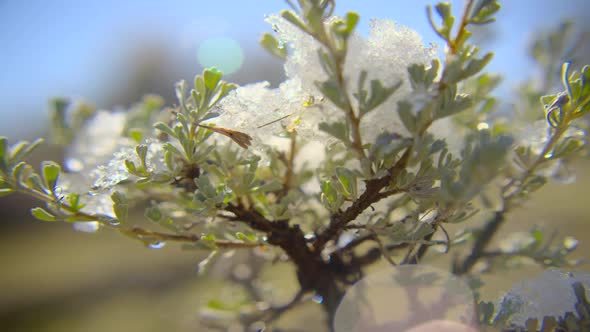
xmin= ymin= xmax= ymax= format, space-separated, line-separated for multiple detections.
xmin=304 ymin=233 xmax=316 ymax=240
xmin=65 ymin=158 xmax=84 ymax=172
xmin=108 ymin=219 xmax=121 ymax=226
xmin=170 ymin=210 xmax=187 ymax=218
xmin=476 ymin=122 xmax=489 ymax=131
xmin=148 ymin=241 xmax=166 ymax=249
xmin=73 ymin=221 xmax=100 ymax=233
xmin=563 ymin=236 xmax=578 ymax=250
xmin=312 ymin=294 xmax=324 ymax=304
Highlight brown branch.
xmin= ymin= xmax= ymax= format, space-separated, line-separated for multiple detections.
xmin=452 ymin=211 xmax=504 ymax=275
xmin=313 ymin=147 xmax=411 ymax=252
xmin=123 ymin=226 xmax=263 ymax=249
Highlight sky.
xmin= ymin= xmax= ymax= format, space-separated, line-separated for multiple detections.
xmin=0 ymin=0 xmax=587 ymax=137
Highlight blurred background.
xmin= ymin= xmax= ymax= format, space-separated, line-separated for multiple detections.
xmin=1 ymin=1 xmax=589 ymax=331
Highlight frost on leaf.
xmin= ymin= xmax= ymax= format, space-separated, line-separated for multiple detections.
xmin=65 ymin=111 xmax=131 ymax=172
xmin=516 ymin=120 xmax=586 ymax=184
xmin=496 ymin=268 xmax=590 ymax=327
xmin=92 ymin=139 xmax=168 ymax=189
xmin=220 ymin=15 xmax=441 ymax=150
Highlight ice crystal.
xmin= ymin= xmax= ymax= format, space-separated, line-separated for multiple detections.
xmin=217 ymin=15 xmax=438 ymax=157
xmin=516 ymin=120 xmax=586 ymax=184
xmin=92 ymin=139 xmax=168 ymax=189
xmin=65 ymin=111 xmax=131 ymax=172
xmin=497 ymin=268 xmax=590 ymax=327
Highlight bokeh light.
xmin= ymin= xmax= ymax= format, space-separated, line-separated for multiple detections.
xmin=197 ymin=37 xmax=244 ymax=75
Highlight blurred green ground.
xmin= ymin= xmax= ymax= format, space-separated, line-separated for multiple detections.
xmin=0 ymin=161 xmax=589 ymax=332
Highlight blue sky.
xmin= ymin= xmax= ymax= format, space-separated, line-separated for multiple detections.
xmin=0 ymin=0 xmax=587 ymax=137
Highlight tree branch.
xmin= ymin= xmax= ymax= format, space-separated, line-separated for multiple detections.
xmin=313 ymin=147 xmax=411 ymax=252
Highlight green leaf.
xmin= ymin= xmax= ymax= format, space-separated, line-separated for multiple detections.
xmin=154 ymin=122 xmax=177 ymax=138
xmin=41 ymin=161 xmax=61 ymax=192
xmin=397 ymin=101 xmax=417 ymax=134
xmin=316 ymin=79 xmax=348 ymax=110
xmin=281 ymin=10 xmax=309 ymax=34
xmin=561 ymin=61 xmax=573 ymax=99
xmin=431 ymin=2 xmax=455 ymax=40
xmin=235 ymin=232 xmax=257 ymax=243
xmin=9 ymin=138 xmax=44 ymax=164
xmin=0 ymin=188 xmax=14 ymax=197
xmin=136 ymin=144 xmax=148 ymax=166
xmin=470 ymin=0 xmax=501 ymax=25
xmin=111 ymin=191 xmax=128 ymax=222
xmin=125 ymin=160 xmax=137 ymax=174
xmin=463 ymin=53 xmax=494 ymax=79
xmin=360 ymin=79 xmax=402 ymax=116
xmin=31 ymin=207 xmax=57 ymax=222
xmin=145 ymin=206 xmax=162 ymax=222
xmin=203 ymin=67 xmax=223 ymax=92
xmin=260 ymin=33 xmax=287 ymax=60
xmin=343 ymin=11 xmax=360 ymax=35
xmin=0 ymin=136 xmax=8 ymax=161
xmin=320 ymin=179 xmax=342 ymax=211
xmin=67 ymin=193 xmax=84 ymax=211
xmin=318 ymin=121 xmax=350 ymax=144
xmin=336 ymin=167 xmax=358 ymax=199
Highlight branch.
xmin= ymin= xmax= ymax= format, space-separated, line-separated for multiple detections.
xmin=122 ymin=226 xmax=263 ymax=249
xmin=313 ymin=147 xmax=411 ymax=252
xmin=452 ymin=211 xmax=504 ymax=275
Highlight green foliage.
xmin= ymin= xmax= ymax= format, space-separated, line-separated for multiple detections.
xmin=1 ymin=0 xmax=589 ymax=330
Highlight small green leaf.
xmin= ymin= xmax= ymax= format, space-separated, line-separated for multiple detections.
xmin=343 ymin=11 xmax=360 ymax=35
xmin=0 ymin=137 xmax=7 ymax=161
xmin=235 ymin=232 xmax=257 ymax=243
xmin=318 ymin=121 xmax=350 ymax=144
xmin=561 ymin=61 xmax=573 ymax=98
xmin=41 ymin=161 xmax=61 ymax=192
xmin=260 ymin=33 xmax=287 ymax=60
xmin=125 ymin=160 xmax=137 ymax=174
xmin=9 ymin=138 xmax=44 ymax=164
xmin=0 ymin=188 xmax=14 ymax=197
xmin=129 ymin=128 xmax=144 ymax=143
xmin=136 ymin=144 xmax=148 ymax=166
xmin=470 ymin=0 xmax=501 ymax=25
xmin=281 ymin=10 xmax=309 ymax=34
xmin=336 ymin=167 xmax=358 ymax=199
xmin=154 ymin=122 xmax=177 ymax=138
xmin=31 ymin=207 xmax=57 ymax=222
xmin=203 ymin=67 xmax=223 ymax=92
xmin=111 ymin=191 xmax=128 ymax=222
xmin=316 ymin=79 xmax=348 ymax=110
xmin=397 ymin=101 xmax=417 ymax=133
xmin=145 ymin=206 xmax=162 ymax=222
xmin=67 ymin=193 xmax=84 ymax=210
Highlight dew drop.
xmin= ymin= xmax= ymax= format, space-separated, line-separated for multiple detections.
xmin=563 ymin=236 xmax=579 ymax=250
xmin=65 ymin=158 xmax=84 ymax=172
xmin=108 ymin=219 xmax=121 ymax=226
xmin=311 ymin=294 xmax=324 ymax=304
xmin=148 ymin=241 xmax=166 ymax=249
xmin=73 ymin=221 xmax=101 ymax=233
xmin=476 ymin=122 xmax=489 ymax=131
